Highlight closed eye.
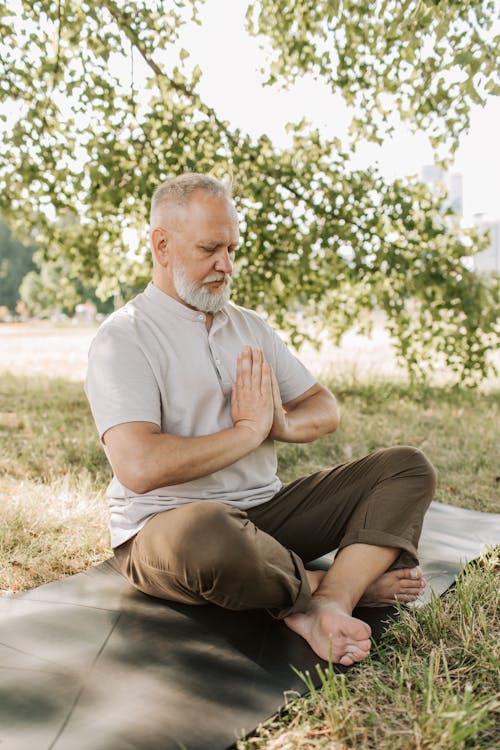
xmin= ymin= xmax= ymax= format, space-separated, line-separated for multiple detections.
xmin=199 ymin=244 xmax=238 ymax=256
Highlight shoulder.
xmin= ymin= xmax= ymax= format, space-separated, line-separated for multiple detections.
xmin=223 ymin=302 xmax=289 ymax=356
xmin=224 ymin=301 xmax=275 ymax=334
xmin=89 ymin=295 xmax=145 ymax=354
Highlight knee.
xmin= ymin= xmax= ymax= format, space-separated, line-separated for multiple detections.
xmin=406 ymin=446 xmax=437 ymax=495
xmin=381 ymin=445 xmax=438 ymax=499
xmin=171 ymin=501 xmax=248 ymax=569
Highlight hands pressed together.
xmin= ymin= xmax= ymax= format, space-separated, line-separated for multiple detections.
xmin=231 ymin=346 xmax=289 ymax=444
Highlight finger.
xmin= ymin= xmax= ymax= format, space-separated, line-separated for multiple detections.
xmin=238 ymin=346 xmax=252 ymax=388
xmin=269 ymin=365 xmax=282 ymax=408
xmin=260 ymin=361 xmax=272 ymax=397
xmin=236 ymin=350 xmax=243 ymax=388
xmin=251 ymin=348 xmax=263 ymax=389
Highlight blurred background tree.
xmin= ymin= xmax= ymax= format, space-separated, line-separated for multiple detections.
xmin=0 ymin=0 xmax=498 ymax=383
xmin=0 ymin=219 xmax=36 ymax=315
xmin=18 ymin=257 xmax=118 ymax=319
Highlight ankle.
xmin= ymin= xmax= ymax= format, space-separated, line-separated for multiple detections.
xmin=312 ymin=588 xmax=355 ymax=614
xmin=305 ymin=569 xmax=326 ymax=595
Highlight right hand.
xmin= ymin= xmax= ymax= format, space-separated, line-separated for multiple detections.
xmin=231 ymin=346 xmax=274 ymax=443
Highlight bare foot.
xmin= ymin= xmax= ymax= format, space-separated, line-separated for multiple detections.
xmin=285 ymin=599 xmax=372 ymax=665
xmin=359 ymin=566 xmax=426 ymax=606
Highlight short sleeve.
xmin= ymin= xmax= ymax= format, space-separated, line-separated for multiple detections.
xmin=267 ymin=324 xmax=317 ymax=404
xmin=85 ymin=319 xmax=161 ymax=440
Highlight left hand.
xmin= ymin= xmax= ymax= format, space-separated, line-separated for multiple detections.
xmin=268 ymin=366 xmax=290 ymax=441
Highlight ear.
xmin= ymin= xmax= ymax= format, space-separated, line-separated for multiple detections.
xmin=151 ymin=227 xmax=169 ymax=267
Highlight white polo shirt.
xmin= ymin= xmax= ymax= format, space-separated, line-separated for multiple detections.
xmin=85 ymin=282 xmax=317 ymax=547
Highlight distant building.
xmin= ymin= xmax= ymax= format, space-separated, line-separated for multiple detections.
xmin=449 ymin=173 xmax=463 ymax=216
xmin=421 ymin=165 xmax=463 ymax=217
xmin=421 ymin=164 xmax=444 ymax=184
xmin=473 ymin=218 xmax=500 ymax=274
xmin=421 ymin=166 xmax=499 ymax=273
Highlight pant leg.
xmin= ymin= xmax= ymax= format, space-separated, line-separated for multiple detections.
xmin=114 ymin=445 xmax=436 ymax=619
xmin=248 ymin=446 xmax=437 ymax=568
xmin=113 ymin=500 xmax=311 ymax=618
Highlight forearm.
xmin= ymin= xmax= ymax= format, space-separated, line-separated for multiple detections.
xmin=108 ymin=424 xmax=261 ymax=495
xmin=279 ymin=390 xmax=340 ymax=443
xmin=106 ymin=346 xmax=276 ymax=494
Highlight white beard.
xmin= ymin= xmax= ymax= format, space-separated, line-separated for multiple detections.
xmin=172 ymin=261 xmax=232 ymax=313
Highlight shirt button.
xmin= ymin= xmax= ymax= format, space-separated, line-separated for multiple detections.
xmin=197 ymin=314 xmax=205 ymax=321
xmin=215 ymin=359 xmax=221 ymax=365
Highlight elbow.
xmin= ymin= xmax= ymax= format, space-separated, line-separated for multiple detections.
xmin=117 ymin=473 xmax=150 ymax=496
xmin=104 ymin=426 xmax=170 ymax=494
xmin=319 ymin=387 xmax=340 ymax=435
xmin=323 ymin=398 xmax=340 ymax=436
xmin=114 ymin=462 xmax=157 ymax=495
xmin=126 ymin=478 xmax=154 ymax=495
xmin=330 ymin=406 xmax=341 ymax=433
xmin=316 ymin=412 xmax=339 ymax=440
xmin=115 ymin=457 xmax=180 ymax=495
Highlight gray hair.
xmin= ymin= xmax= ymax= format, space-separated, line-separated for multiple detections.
xmin=150 ymin=173 xmax=232 ymax=227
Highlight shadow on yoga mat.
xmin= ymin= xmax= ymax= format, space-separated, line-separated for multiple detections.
xmin=0 ymin=501 xmax=499 ymax=750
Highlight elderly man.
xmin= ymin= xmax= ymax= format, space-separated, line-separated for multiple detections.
xmin=85 ymin=173 xmax=436 ymax=665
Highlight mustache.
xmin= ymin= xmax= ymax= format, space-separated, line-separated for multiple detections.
xmin=203 ymin=274 xmax=231 ymax=284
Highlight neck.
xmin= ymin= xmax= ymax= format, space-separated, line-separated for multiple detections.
xmin=151 ymin=279 xmax=215 ymax=327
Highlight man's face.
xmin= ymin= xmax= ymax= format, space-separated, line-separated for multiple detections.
xmin=156 ymin=191 xmax=239 ymax=313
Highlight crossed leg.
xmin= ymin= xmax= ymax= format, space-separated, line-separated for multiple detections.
xmin=286 ymin=544 xmax=401 ymax=665
xmin=116 ymin=447 xmax=436 ymax=666
xmin=251 ymin=446 xmax=436 ymax=664
xmin=305 ymin=564 xmax=426 ymax=606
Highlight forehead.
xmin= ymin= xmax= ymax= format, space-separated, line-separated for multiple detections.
xmin=176 ymin=193 xmax=239 ymax=240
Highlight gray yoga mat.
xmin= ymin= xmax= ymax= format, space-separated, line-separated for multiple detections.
xmin=0 ymin=501 xmax=499 ymax=750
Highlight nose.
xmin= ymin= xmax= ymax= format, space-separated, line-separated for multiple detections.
xmin=214 ymin=249 xmax=233 ymax=275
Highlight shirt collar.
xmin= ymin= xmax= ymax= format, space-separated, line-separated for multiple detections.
xmin=144 ymin=282 xmax=228 ymax=325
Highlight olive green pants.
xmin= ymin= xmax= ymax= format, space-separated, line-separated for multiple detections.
xmin=114 ymin=446 xmax=437 ymax=618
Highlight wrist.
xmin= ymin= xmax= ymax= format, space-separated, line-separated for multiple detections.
xmin=269 ymin=413 xmax=291 ymax=442
xmin=233 ymin=421 xmax=266 ymax=448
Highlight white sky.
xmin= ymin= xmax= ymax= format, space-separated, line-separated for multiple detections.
xmin=176 ymin=0 xmax=500 ymax=224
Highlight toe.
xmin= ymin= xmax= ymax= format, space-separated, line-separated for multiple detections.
xmin=350 ymin=645 xmax=371 ymax=662
xmin=396 ymin=566 xmax=423 ymax=581
xmin=400 ymin=581 xmax=425 ymax=592
xmin=339 ymin=654 xmax=355 ymax=666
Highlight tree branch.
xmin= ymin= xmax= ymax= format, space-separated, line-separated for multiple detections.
xmin=53 ymin=0 xmax=62 ymax=79
xmin=100 ymin=0 xmax=239 ymax=148
xmin=99 ymin=0 xmax=421 ymax=259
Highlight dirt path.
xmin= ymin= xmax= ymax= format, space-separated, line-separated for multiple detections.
xmin=0 ymin=319 xmax=405 ymax=382
xmin=0 ymin=323 xmax=98 ymax=381
xmin=0 ymin=320 xmax=497 ymax=387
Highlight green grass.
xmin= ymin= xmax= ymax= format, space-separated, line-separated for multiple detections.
xmin=277 ymin=378 xmax=500 ymax=512
xmin=0 ymin=373 xmax=112 ymax=593
xmin=237 ymin=552 xmax=499 ymax=750
xmin=0 ymin=372 xmax=109 ymax=486
xmin=1 ymin=371 xmax=499 ymax=748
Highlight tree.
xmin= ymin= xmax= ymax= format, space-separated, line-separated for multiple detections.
xmin=16 ymin=210 xmax=140 ymax=319
xmin=0 ymin=1 xmax=498 ymax=383
xmin=19 ymin=256 xmax=122 ymax=319
xmin=0 ymin=219 xmax=36 ymax=313
xmin=246 ymin=0 xmax=500 ymax=154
